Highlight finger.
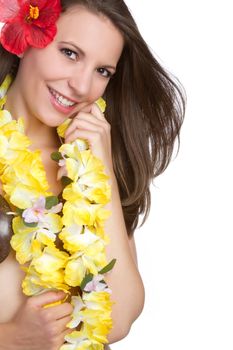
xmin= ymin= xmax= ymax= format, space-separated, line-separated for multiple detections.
xmin=92 ymin=102 xmax=106 ymax=121
xmin=50 ymin=302 xmax=73 ymax=320
xmin=65 ymin=112 xmax=98 ymax=139
xmin=58 ymin=327 xmax=74 ymax=346
xmin=56 ymin=315 xmax=73 ymax=331
xmin=65 ymin=128 xmax=96 ymax=145
xmin=68 ymin=118 xmax=104 ymax=134
xmin=69 ymin=103 xmax=93 ymax=118
xmin=78 ymin=103 xmax=93 ymax=113
xmin=77 ymin=101 xmax=105 ymax=118
xmin=65 ymin=115 xmax=109 ymax=143
xmin=31 ymin=291 xmax=66 ymax=308
xmin=75 ymin=112 xmax=106 ymax=125
xmin=64 ymin=112 xmax=89 ymax=139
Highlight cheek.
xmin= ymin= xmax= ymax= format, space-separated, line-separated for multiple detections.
xmin=91 ymin=79 xmax=110 ymax=100
xmin=25 ymin=49 xmax=62 ymax=80
xmin=19 ymin=54 xmax=46 ymax=83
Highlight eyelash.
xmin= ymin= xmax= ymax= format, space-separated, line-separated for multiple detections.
xmin=97 ymin=67 xmax=113 ymax=79
xmin=60 ymin=48 xmax=113 ymax=79
xmin=60 ymin=48 xmax=78 ymax=61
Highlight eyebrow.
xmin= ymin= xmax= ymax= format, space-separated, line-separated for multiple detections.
xmin=60 ymin=41 xmax=117 ymax=71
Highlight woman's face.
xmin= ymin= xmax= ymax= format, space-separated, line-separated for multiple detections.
xmin=11 ymin=5 xmax=124 ymax=126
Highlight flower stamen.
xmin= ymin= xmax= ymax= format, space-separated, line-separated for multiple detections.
xmin=29 ymin=5 xmax=39 ymax=20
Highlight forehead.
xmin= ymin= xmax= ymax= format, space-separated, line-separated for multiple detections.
xmin=55 ymin=5 xmax=124 ymax=63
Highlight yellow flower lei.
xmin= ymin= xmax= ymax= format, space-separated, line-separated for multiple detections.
xmin=0 ymin=75 xmax=115 ymax=350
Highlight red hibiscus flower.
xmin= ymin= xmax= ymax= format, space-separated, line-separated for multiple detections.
xmin=0 ymin=0 xmax=61 ymax=55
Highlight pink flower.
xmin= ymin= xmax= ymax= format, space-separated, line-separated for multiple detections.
xmin=0 ymin=0 xmax=61 ymax=55
xmin=22 ymin=196 xmax=62 ymax=224
xmin=84 ymin=274 xmax=112 ymax=293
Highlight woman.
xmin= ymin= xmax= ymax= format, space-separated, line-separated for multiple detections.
xmin=0 ymin=0 xmax=185 ymax=349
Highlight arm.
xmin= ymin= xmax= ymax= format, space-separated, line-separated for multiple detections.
xmin=105 ymin=174 xmax=145 ymax=343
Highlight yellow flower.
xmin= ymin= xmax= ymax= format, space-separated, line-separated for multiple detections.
xmin=82 ymin=183 xmax=111 ymax=205
xmin=60 ymin=145 xmax=109 ymax=189
xmin=32 ymin=245 xmax=68 ymax=275
xmin=11 ymin=217 xmax=38 ymax=264
xmin=1 ymin=151 xmax=50 ymax=206
xmin=61 ymin=330 xmax=104 ymax=350
xmin=0 ymin=113 xmax=28 ymax=170
xmin=0 ymin=114 xmax=24 ymax=134
xmin=64 ymin=255 xmax=86 ymax=287
xmin=0 ymin=131 xmax=30 ymax=164
xmin=76 ymin=151 xmax=105 ymax=180
xmin=22 ymin=266 xmax=69 ymax=295
xmin=0 ymin=96 xmax=6 ymax=110
xmin=67 ymin=295 xmax=85 ymax=329
xmin=0 ymin=109 xmax=13 ymax=127
xmin=10 ymin=215 xmax=62 ymax=264
xmin=62 ymin=198 xmax=110 ymax=229
xmin=62 ymin=182 xmax=84 ymax=202
xmin=64 ymin=240 xmax=107 ymax=287
xmin=65 ymin=158 xmax=80 ymax=183
xmin=22 ymin=272 xmax=48 ymax=296
xmin=9 ymin=184 xmax=46 ymax=209
xmin=59 ymin=142 xmax=81 ymax=162
xmin=83 ymin=291 xmax=112 ymax=312
xmin=79 ymin=292 xmax=113 ymax=343
xmin=82 ymin=321 xmax=110 ymax=344
xmin=0 ymin=75 xmax=12 ymax=108
xmin=83 ymin=240 xmax=107 ymax=268
xmin=38 ymin=212 xmax=63 ymax=234
xmin=64 ymin=154 xmax=111 ymax=204
xmin=95 ymin=97 xmax=106 ymax=113
xmin=40 ymin=269 xmax=66 ymax=286
xmin=57 ymin=118 xmax=72 ymax=138
xmin=59 ymin=225 xmax=99 ymax=254
xmin=62 ymin=199 xmax=92 ymax=226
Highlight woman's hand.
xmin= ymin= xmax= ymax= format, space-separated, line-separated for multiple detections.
xmin=7 ymin=291 xmax=72 ymax=350
xmin=64 ymin=103 xmax=113 ymax=175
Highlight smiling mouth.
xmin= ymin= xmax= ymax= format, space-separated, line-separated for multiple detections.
xmin=48 ymin=87 xmax=77 ymax=108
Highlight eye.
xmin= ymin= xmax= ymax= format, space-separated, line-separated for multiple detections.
xmin=97 ymin=67 xmax=113 ymax=78
xmin=60 ymin=48 xmax=78 ymax=61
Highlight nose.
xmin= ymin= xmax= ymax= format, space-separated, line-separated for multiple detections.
xmin=68 ymin=66 xmax=93 ymax=99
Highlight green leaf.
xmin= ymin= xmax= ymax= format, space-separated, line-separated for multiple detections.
xmin=80 ymin=273 xmax=94 ymax=291
xmin=45 ymin=196 xmax=59 ymax=210
xmin=99 ymin=259 xmax=117 ymax=275
xmin=23 ymin=220 xmax=38 ymax=228
xmin=16 ymin=208 xmax=24 ymax=215
xmin=61 ymin=176 xmax=73 ymax=187
xmin=51 ymin=151 xmax=63 ymax=162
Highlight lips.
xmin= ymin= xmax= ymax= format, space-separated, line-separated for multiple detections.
xmin=48 ymin=87 xmax=77 ymax=107
xmin=48 ymin=86 xmax=79 ymax=115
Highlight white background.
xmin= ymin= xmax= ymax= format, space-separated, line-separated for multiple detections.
xmin=1 ymin=1 xmax=233 ymax=349
xmin=112 ymin=1 xmax=233 ymax=349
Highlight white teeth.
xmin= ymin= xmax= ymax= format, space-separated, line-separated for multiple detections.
xmin=49 ymin=88 xmax=76 ymax=107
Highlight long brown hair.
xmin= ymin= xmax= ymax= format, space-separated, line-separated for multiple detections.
xmin=0 ymin=0 xmax=185 ymax=235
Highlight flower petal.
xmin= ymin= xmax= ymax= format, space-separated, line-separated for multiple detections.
xmin=0 ymin=0 xmax=19 ymax=22
xmin=67 ymin=295 xmax=85 ymax=328
xmin=0 ymin=22 xmax=29 ymax=55
xmin=35 ymin=0 xmax=61 ymax=27
xmin=27 ymin=24 xmax=57 ymax=48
